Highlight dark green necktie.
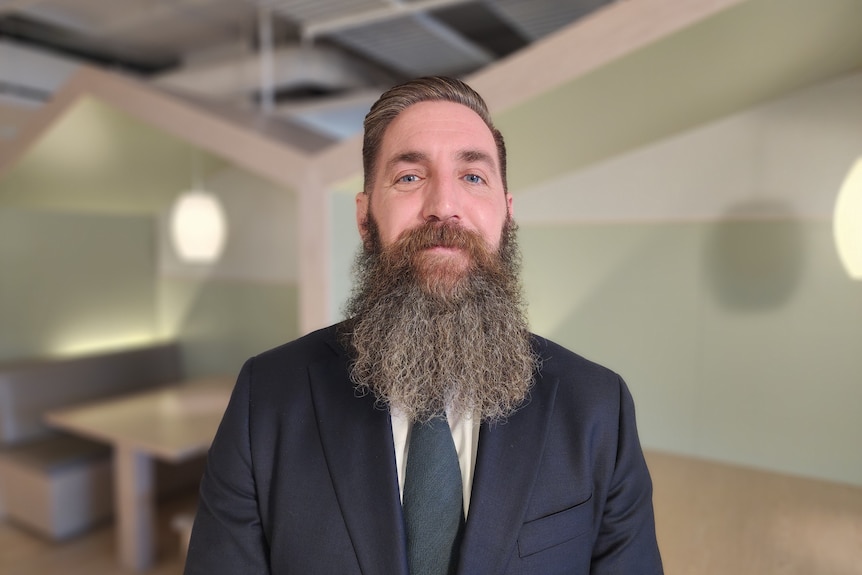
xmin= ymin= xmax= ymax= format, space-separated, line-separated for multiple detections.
xmin=402 ymin=416 xmax=465 ymax=575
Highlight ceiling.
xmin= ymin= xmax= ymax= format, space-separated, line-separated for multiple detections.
xmin=0 ymin=0 xmax=615 ymax=150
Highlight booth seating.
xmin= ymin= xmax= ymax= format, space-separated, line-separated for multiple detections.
xmin=0 ymin=343 xmax=182 ymax=539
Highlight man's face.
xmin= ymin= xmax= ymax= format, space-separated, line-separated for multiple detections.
xmin=356 ymin=101 xmax=513 ymax=273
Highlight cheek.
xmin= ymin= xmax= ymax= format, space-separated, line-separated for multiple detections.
xmin=476 ymin=209 xmax=509 ymax=248
xmin=485 ymin=228 xmax=504 ymax=250
xmin=373 ymin=206 xmax=415 ymax=245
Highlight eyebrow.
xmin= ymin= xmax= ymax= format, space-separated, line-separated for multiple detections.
xmin=385 ymin=149 xmax=498 ymax=174
xmin=458 ymin=149 xmax=497 ymax=173
xmin=386 ymin=151 xmax=428 ymax=171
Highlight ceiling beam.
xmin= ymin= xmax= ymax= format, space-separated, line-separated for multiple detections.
xmin=77 ymin=0 xmax=231 ymax=37
xmin=0 ymin=0 xmax=47 ymax=16
xmin=298 ymin=0 xmax=473 ymax=40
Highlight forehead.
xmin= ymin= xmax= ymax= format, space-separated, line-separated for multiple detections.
xmin=379 ymin=101 xmax=498 ymax=163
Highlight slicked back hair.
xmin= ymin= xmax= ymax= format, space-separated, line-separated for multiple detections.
xmin=362 ymin=76 xmax=507 ymax=194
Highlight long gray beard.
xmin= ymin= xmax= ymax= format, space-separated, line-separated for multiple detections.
xmin=340 ymin=217 xmax=539 ymax=423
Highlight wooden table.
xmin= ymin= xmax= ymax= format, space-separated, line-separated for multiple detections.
xmin=45 ymin=377 xmax=234 ymax=572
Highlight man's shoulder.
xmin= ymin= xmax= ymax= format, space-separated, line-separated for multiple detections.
xmin=530 ymin=333 xmax=621 ymax=385
xmin=252 ymin=323 xmax=345 ymax=368
xmin=528 ymin=334 xmax=631 ymax=421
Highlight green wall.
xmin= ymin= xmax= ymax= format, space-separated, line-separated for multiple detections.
xmin=159 ymin=277 xmax=298 ymax=377
xmin=0 ymin=98 xmax=300 ymax=377
xmin=0 ymin=98 xmax=224 ymax=214
xmin=0 ymin=208 xmax=158 ymax=360
xmin=508 ymin=69 xmax=862 ymax=486
xmin=0 ymin=206 xmax=299 ymax=374
xmin=520 ymin=220 xmax=862 ymax=485
xmin=330 ymin=188 xmax=362 ymax=321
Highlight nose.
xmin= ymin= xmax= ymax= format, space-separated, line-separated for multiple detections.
xmin=422 ymin=175 xmax=461 ymax=223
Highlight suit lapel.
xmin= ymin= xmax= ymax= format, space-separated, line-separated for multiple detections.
xmin=457 ymin=366 xmax=559 ymax=574
xmin=308 ymin=338 xmax=408 ymax=575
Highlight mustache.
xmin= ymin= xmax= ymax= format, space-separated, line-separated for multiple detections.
xmin=392 ymin=220 xmax=489 ymax=259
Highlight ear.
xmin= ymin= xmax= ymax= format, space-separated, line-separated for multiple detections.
xmin=505 ymin=192 xmax=514 ymax=219
xmin=356 ymin=191 xmax=370 ymax=242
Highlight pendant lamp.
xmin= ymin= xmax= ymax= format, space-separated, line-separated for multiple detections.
xmin=169 ymin=188 xmax=227 ymax=263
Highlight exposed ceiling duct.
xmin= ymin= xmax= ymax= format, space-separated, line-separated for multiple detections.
xmin=0 ymin=0 xmax=617 ymax=143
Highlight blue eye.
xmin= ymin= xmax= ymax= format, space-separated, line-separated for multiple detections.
xmin=464 ymin=174 xmax=484 ymax=184
xmin=398 ymin=174 xmax=419 ymax=183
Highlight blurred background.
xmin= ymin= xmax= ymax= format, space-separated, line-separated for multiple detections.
xmin=1 ymin=0 xmax=861 ymax=573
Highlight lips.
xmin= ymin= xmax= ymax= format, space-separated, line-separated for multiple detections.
xmin=424 ymin=242 xmax=462 ymax=251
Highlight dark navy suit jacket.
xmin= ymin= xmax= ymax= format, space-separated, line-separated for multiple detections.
xmin=184 ymin=324 xmax=663 ymax=574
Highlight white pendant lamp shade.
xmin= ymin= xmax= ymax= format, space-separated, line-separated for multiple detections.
xmin=169 ymin=189 xmax=227 ymax=263
xmin=834 ymin=157 xmax=862 ymax=280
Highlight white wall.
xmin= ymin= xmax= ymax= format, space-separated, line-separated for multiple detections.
xmin=516 ymin=71 xmax=862 ymax=224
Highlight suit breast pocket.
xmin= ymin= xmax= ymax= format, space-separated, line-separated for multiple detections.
xmin=517 ymin=493 xmax=594 ymax=559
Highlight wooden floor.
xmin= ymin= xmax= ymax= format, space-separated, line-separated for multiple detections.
xmin=0 ymin=491 xmax=193 ymax=575
xmin=2 ymin=451 xmax=861 ymax=574
xmin=647 ymin=451 xmax=862 ymax=575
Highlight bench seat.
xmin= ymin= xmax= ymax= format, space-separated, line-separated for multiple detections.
xmin=0 ymin=434 xmax=113 ymax=539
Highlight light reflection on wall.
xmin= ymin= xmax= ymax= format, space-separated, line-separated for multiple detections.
xmin=47 ymin=332 xmax=170 ymax=358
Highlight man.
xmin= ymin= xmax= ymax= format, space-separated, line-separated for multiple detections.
xmin=184 ymin=76 xmax=663 ymax=574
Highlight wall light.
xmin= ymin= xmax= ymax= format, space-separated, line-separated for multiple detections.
xmin=169 ymin=189 xmax=227 ymax=263
xmin=834 ymin=157 xmax=862 ymax=280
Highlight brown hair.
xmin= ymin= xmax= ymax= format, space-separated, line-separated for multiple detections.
xmin=362 ymin=76 xmax=507 ymax=193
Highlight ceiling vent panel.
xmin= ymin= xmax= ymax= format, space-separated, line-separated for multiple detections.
xmin=489 ymin=0 xmax=614 ymax=40
xmin=328 ymin=12 xmax=492 ymax=78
